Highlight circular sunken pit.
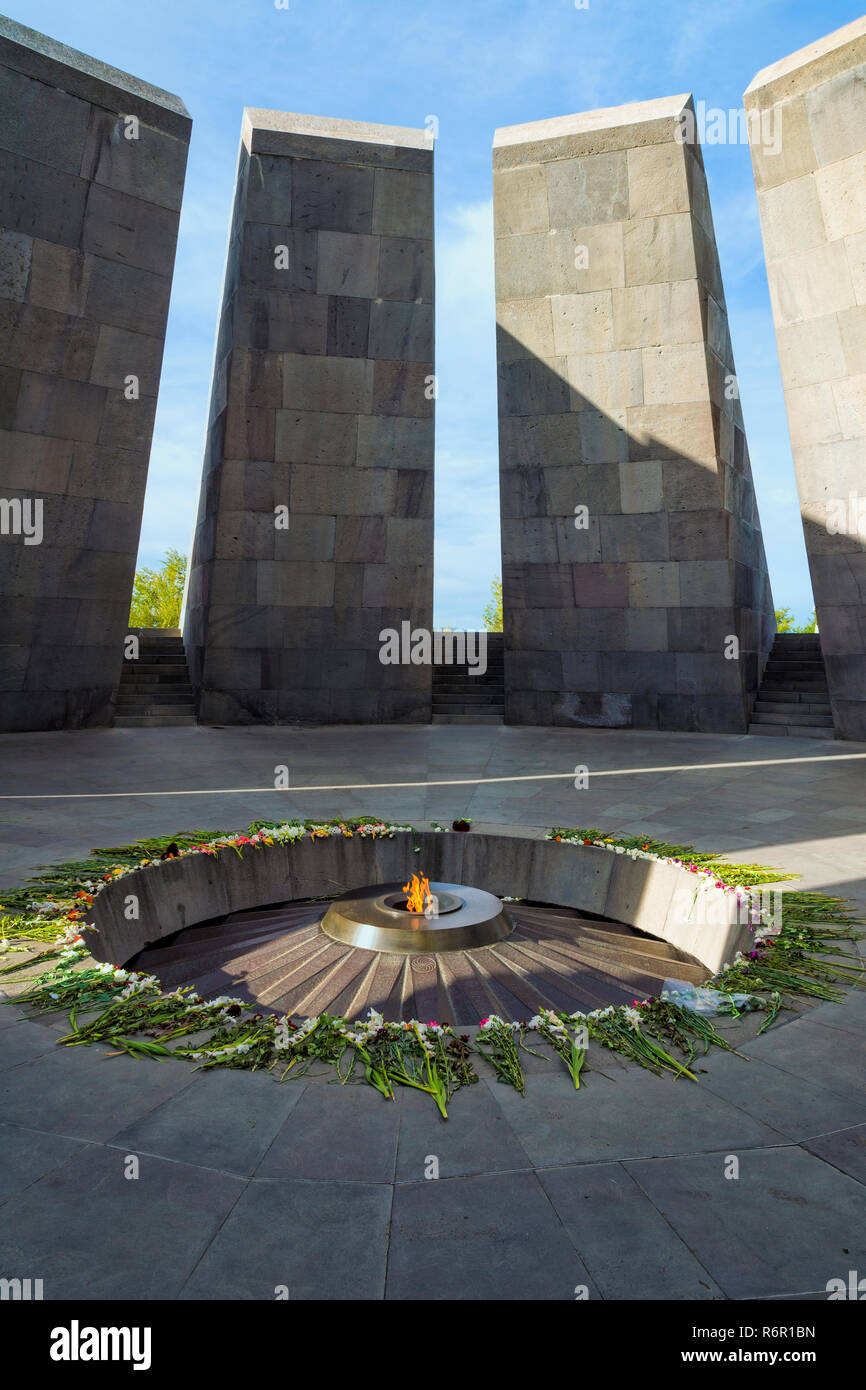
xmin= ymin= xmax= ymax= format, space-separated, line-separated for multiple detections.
xmin=95 ymin=829 xmax=751 ymax=1023
xmin=321 ymin=881 xmax=513 ymax=954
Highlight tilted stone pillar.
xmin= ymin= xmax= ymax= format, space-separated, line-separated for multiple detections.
xmin=493 ymin=96 xmax=775 ymax=731
xmin=0 ymin=17 xmax=190 ymax=730
xmin=184 ymin=111 xmax=434 ymax=723
xmin=745 ymin=18 xmax=866 ymax=740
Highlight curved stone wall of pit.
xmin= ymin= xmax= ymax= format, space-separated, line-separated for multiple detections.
xmin=85 ymin=829 xmax=753 ymax=977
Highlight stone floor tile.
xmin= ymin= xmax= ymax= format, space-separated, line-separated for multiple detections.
xmin=0 ymin=1143 xmax=244 ymax=1299
xmin=802 ymin=1124 xmax=866 ymax=1185
xmin=180 ymin=1178 xmax=391 ymax=1299
xmin=255 ymin=1080 xmax=399 ymax=1184
xmin=625 ymin=1145 xmax=866 ymax=1300
xmin=0 ymin=1121 xmax=86 ymax=1205
xmin=696 ymin=1048 xmax=866 ymax=1141
xmin=110 ymin=1067 xmax=305 ymax=1178
xmin=387 ymin=1170 xmax=598 ymax=1300
xmin=0 ymin=1043 xmax=198 ymax=1142
xmin=394 ymin=1080 xmax=532 ymax=1182
xmin=538 ymin=1161 xmax=724 ymax=1299
xmin=483 ymin=1065 xmax=785 ymax=1167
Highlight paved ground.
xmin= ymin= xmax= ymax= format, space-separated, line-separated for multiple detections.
xmin=1 ymin=723 xmax=865 ymax=1300
xmin=1 ymin=723 xmax=865 ymax=910
xmin=1 ymin=988 xmax=865 ymax=1300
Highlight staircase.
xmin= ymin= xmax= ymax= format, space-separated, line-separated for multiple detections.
xmin=432 ymin=631 xmax=504 ymax=724
xmin=749 ymin=633 xmax=835 ymax=739
xmin=114 ymin=628 xmax=197 ymax=728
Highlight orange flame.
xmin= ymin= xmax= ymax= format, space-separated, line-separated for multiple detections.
xmin=403 ymin=873 xmax=430 ymax=914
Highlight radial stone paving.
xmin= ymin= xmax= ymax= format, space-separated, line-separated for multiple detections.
xmin=129 ymin=899 xmax=707 ymax=1024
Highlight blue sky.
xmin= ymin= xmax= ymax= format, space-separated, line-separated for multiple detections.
xmin=14 ymin=0 xmax=862 ymax=626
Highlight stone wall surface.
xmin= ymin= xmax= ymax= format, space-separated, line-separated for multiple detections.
xmin=0 ymin=17 xmax=190 ymax=730
xmin=493 ymin=95 xmax=775 ymax=731
xmin=184 ymin=111 xmax=435 ymax=724
xmin=87 ymin=828 xmax=750 ymax=975
xmin=745 ymin=17 xmax=866 ymax=740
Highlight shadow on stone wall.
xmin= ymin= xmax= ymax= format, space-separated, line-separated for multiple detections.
xmin=496 ymin=323 xmax=776 ymax=733
xmin=800 ymin=504 xmax=866 ymax=741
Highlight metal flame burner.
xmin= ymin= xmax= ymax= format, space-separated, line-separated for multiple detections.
xmin=320 ymin=882 xmax=513 ymax=954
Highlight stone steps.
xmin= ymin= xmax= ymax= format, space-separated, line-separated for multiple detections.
xmin=124 ymin=662 xmax=190 ymax=675
xmin=116 ymin=686 xmax=195 ymax=700
xmin=431 ymin=711 xmax=505 ymax=725
xmin=431 ymin=631 xmax=504 ymax=725
xmin=750 ymin=634 xmax=835 ymax=739
xmin=113 ymin=714 xmax=198 ymax=728
xmin=757 ymin=690 xmax=830 ymax=705
xmin=763 ymin=665 xmax=825 ymax=676
xmin=751 ymin=709 xmax=834 ymax=727
xmin=747 ymin=722 xmax=836 ymax=739
xmin=432 ymin=690 xmax=505 ymax=704
xmin=115 ymin=628 xmax=196 ymax=727
xmin=750 ymin=706 xmax=834 ymax=717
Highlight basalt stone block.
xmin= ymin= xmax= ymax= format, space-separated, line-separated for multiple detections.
xmin=745 ymin=16 xmax=866 ymax=739
xmin=81 ymin=184 xmax=180 ymax=276
xmin=372 ymin=359 xmax=434 ymax=417
xmin=368 ymin=301 xmax=434 ymax=362
xmin=0 ymin=151 xmax=89 ymax=247
xmin=83 ymin=256 xmax=173 ymax=337
xmin=0 ymin=229 xmax=32 ymax=301
xmin=356 ymin=414 xmax=434 ymax=470
xmin=0 ymin=17 xmax=190 ymax=732
xmin=238 ymin=291 xmax=329 ymax=355
xmin=622 ymin=608 xmax=668 ymax=653
xmin=273 ymin=407 xmax=357 ymax=467
xmin=185 ymin=111 xmax=434 ymax=724
xmin=372 ymin=167 xmax=434 ymax=239
xmin=377 ymin=236 xmax=434 ymax=303
xmin=658 ymin=693 xmax=747 ymax=734
xmin=494 ymin=96 xmax=773 ymax=730
xmin=327 ymin=295 xmax=371 ymax=358
xmin=292 ymin=159 xmax=375 ymax=235
xmin=315 ymin=229 xmax=377 ymax=297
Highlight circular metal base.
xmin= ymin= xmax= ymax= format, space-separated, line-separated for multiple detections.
xmin=321 ymin=882 xmax=513 ymax=954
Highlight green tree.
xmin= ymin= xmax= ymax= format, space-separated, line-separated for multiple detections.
xmin=129 ymin=548 xmax=187 ymax=628
xmin=482 ymin=577 xmax=503 ymax=633
xmin=776 ymin=606 xmax=818 ymax=634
